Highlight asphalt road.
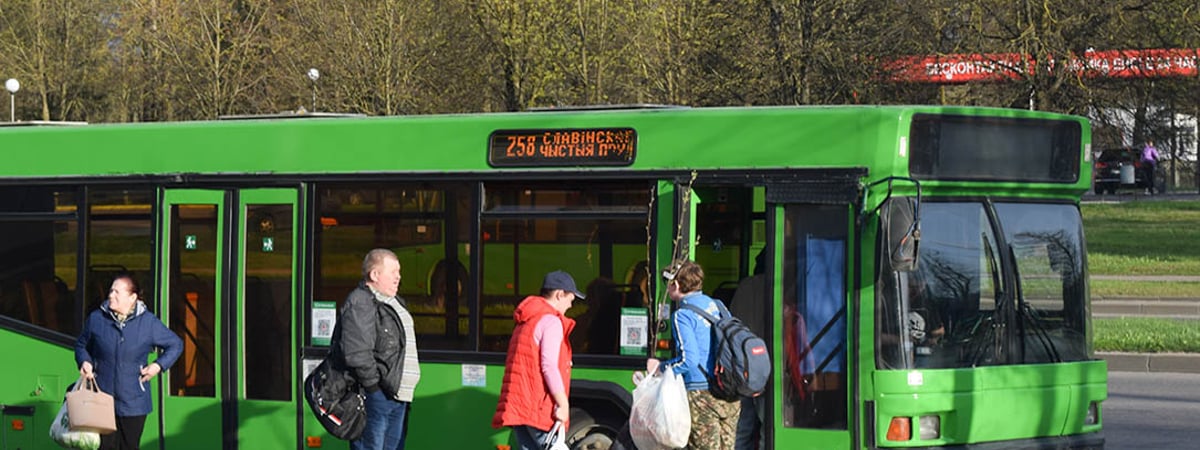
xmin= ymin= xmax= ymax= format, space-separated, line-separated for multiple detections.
xmin=1103 ymin=371 xmax=1200 ymax=449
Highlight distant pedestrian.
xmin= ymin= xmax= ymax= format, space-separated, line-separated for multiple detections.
xmin=1141 ymin=140 xmax=1160 ymax=194
xmin=493 ymin=270 xmax=583 ymax=450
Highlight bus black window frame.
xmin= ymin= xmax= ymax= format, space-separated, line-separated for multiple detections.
xmin=479 ymin=179 xmax=654 ymax=357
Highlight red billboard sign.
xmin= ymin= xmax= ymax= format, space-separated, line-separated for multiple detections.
xmin=889 ymin=48 xmax=1200 ymax=83
xmin=888 ymin=53 xmax=1031 ymax=83
xmin=1066 ymin=48 xmax=1200 ymax=78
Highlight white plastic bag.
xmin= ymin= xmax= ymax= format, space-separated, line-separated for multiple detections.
xmin=629 ymin=366 xmax=690 ymax=450
xmin=541 ymin=420 xmax=569 ymax=450
xmin=49 ymin=400 xmax=100 ymax=450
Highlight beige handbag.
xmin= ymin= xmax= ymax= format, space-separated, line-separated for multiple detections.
xmin=66 ymin=377 xmax=117 ymax=434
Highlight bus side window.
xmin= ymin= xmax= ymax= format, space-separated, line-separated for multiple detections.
xmin=21 ymin=278 xmax=68 ymax=330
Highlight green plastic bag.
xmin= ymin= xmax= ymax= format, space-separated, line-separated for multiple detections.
xmin=49 ymin=399 xmax=100 ymax=450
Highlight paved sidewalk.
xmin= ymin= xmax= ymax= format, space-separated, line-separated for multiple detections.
xmin=1100 ymin=352 xmax=1200 ymax=374
xmin=1090 ymin=274 xmax=1199 ymax=317
xmin=1091 ymin=274 xmax=1200 ymax=372
xmin=1092 ymin=299 xmax=1200 ymax=318
xmin=1091 ymin=275 xmax=1200 ymax=282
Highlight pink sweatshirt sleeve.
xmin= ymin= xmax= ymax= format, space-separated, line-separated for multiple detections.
xmin=533 ymin=314 xmax=566 ymax=395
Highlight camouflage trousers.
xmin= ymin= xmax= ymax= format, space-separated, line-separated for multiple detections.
xmin=685 ymin=390 xmax=741 ymax=450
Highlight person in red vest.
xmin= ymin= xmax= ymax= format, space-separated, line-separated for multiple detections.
xmin=493 ymin=270 xmax=585 ymax=450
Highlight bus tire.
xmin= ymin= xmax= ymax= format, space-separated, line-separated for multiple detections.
xmin=567 ymin=406 xmax=622 ymax=450
xmin=607 ymin=422 xmax=636 ymax=450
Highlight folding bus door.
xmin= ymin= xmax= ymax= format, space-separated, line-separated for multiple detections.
xmin=234 ymin=189 xmax=300 ymax=449
xmin=154 ymin=188 xmax=300 ymax=450
xmin=766 ymin=172 xmax=861 ymax=450
xmin=155 ymin=189 xmax=227 ymax=450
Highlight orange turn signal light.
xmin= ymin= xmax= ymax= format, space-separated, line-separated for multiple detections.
xmin=12 ymin=419 xmax=24 ymax=431
xmin=306 ymin=436 xmax=322 ymax=447
xmin=886 ymin=416 xmax=911 ymax=441
xmin=657 ymin=339 xmax=671 ymax=350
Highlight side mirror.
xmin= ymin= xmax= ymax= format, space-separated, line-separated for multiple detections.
xmin=883 ymin=197 xmax=921 ymax=272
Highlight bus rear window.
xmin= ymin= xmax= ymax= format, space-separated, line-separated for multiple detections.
xmin=908 ymin=114 xmax=1082 ymax=183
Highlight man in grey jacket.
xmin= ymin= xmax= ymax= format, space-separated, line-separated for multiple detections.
xmin=333 ymin=248 xmax=421 ymax=450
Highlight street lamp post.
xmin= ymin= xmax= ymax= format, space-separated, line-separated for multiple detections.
xmin=307 ymin=69 xmax=320 ymax=112
xmin=4 ymin=79 xmax=18 ymax=122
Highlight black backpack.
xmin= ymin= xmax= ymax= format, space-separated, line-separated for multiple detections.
xmin=304 ymin=358 xmax=367 ymax=440
xmin=682 ymin=300 xmax=771 ymax=401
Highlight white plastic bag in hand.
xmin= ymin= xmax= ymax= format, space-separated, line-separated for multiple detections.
xmin=541 ymin=420 xmax=569 ymax=450
xmin=49 ymin=400 xmax=100 ymax=450
xmin=629 ymin=366 xmax=690 ymax=450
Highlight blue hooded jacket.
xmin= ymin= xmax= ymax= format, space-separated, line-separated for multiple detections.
xmin=75 ymin=301 xmax=182 ymax=416
xmin=662 ymin=292 xmax=722 ymax=391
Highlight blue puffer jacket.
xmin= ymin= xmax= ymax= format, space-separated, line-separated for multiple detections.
xmin=75 ymin=301 xmax=182 ymax=417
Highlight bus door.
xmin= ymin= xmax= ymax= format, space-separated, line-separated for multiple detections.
xmin=766 ymin=175 xmax=860 ymax=449
xmin=154 ymin=188 xmax=300 ymax=450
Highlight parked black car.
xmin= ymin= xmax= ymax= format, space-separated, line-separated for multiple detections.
xmin=1093 ymin=147 xmax=1148 ymax=195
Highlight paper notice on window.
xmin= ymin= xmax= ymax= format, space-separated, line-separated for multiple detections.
xmin=620 ymin=308 xmax=649 ymax=356
xmin=311 ymin=301 xmax=337 ymax=346
xmin=462 ymin=364 xmax=486 ymax=387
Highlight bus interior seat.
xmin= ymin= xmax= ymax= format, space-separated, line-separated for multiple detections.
xmin=711 ymin=281 xmax=740 ymax=305
xmin=615 ymin=283 xmax=647 ymax=308
xmin=22 ymin=277 xmax=69 ymax=330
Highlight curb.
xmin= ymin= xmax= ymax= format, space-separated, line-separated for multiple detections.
xmin=1091 ymin=275 xmax=1200 ymax=282
xmin=1092 ymin=299 xmax=1200 ymax=318
xmin=1098 ymin=352 xmax=1200 ymax=374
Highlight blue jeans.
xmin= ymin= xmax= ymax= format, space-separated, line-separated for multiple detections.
xmin=512 ymin=425 xmax=550 ymax=450
xmin=735 ymin=396 xmax=763 ymax=450
xmin=351 ymin=389 xmax=410 ymax=450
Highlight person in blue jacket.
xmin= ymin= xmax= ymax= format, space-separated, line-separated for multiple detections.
xmin=76 ymin=273 xmax=182 ymax=450
xmin=646 ymin=259 xmax=740 ymax=450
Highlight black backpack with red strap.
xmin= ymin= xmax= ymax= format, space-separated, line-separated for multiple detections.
xmin=682 ymin=300 xmax=771 ymax=401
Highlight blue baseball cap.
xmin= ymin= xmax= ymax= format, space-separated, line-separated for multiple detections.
xmin=543 ymin=270 xmax=585 ymax=299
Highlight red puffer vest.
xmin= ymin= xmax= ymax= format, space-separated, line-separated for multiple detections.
xmin=492 ymin=295 xmax=575 ymax=432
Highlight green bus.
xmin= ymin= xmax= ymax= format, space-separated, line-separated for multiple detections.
xmin=0 ymin=105 xmax=1105 ymax=449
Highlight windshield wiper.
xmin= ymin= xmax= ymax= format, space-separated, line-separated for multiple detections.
xmin=1009 ymin=244 xmax=1062 ymax=363
xmin=966 ymin=232 xmax=1006 ymax=367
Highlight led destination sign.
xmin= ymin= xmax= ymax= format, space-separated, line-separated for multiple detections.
xmin=488 ymin=128 xmax=636 ymax=167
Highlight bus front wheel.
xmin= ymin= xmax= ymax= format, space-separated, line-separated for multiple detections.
xmin=568 ymin=406 xmax=622 ymax=450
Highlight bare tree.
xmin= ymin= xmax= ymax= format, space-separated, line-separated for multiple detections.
xmin=0 ymin=0 xmax=113 ymax=121
xmin=110 ymin=0 xmax=275 ymax=120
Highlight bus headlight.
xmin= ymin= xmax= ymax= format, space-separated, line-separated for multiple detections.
xmin=1085 ymin=401 xmax=1100 ymax=425
xmin=918 ymin=414 xmax=940 ymax=439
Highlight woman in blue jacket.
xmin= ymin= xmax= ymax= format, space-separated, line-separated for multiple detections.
xmin=75 ymin=274 xmax=182 ymax=450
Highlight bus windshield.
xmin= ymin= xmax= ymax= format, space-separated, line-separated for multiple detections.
xmin=877 ymin=201 xmax=1089 ymax=369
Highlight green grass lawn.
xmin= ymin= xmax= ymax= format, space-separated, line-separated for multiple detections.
xmin=1084 ymin=201 xmax=1200 ymax=352
xmin=1090 ymin=280 xmax=1200 ymax=299
xmin=1094 ymin=318 xmax=1200 ymax=353
xmin=1083 ymin=200 xmax=1200 ymax=276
